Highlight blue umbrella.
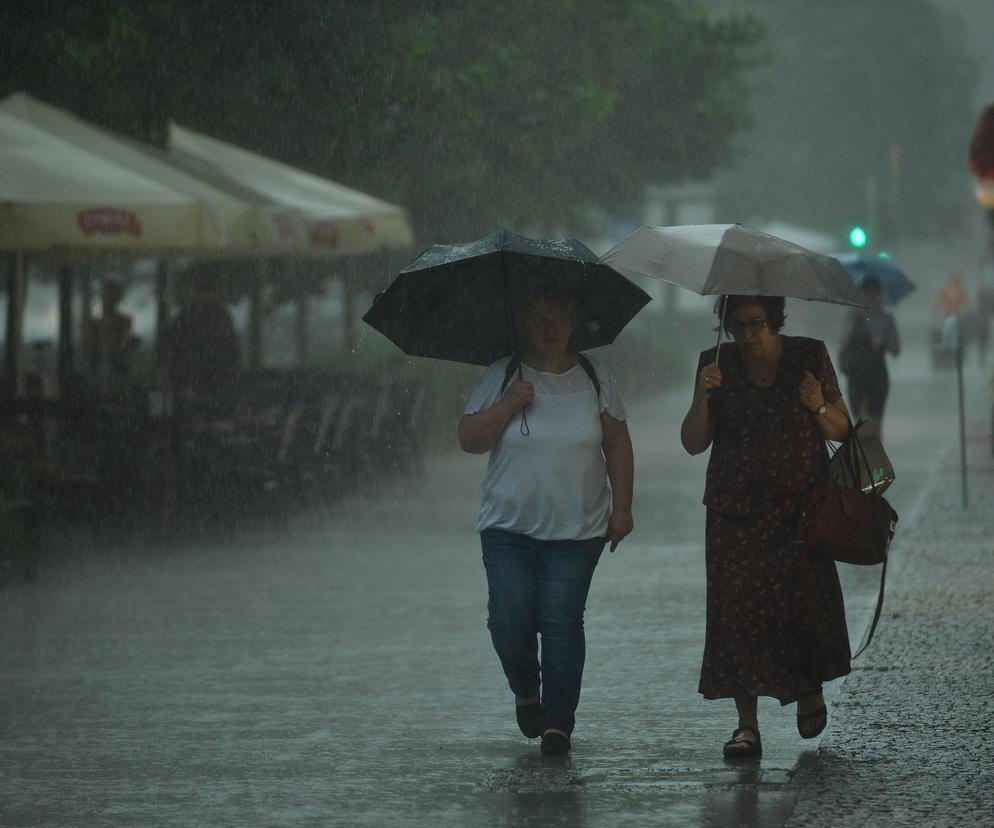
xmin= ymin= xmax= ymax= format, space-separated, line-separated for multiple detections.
xmin=833 ymin=253 xmax=915 ymax=305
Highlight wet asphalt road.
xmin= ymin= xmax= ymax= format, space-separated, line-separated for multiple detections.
xmin=0 ymin=334 xmax=978 ymax=826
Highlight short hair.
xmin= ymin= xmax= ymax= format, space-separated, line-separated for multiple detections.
xmin=714 ymin=294 xmax=786 ymax=333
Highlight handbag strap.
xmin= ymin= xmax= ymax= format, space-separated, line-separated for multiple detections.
xmin=852 ymin=555 xmax=887 ymax=659
xmin=831 ymin=417 xmax=892 ymax=660
xmin=850 ymin=420 xmax=878 ymax=492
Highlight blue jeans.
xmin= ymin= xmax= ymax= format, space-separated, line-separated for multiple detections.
xmin=480 ymin=528 xmax=604 ymax=735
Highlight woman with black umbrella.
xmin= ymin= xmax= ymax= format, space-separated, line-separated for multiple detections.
xmin=458 ymin=286 xmax=634 ymax=756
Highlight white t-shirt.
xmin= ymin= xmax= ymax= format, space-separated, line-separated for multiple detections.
xmin=463 ymin=353 xmax=627 ymax=541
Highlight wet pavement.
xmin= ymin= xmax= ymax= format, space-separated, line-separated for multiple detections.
xmin=1 ymin=340 xmax=991 ymax=826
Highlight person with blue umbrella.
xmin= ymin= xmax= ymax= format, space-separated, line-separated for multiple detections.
xmin=834 ymin=253 xmax=915 ymax=307
xmin=838 ymin=276 xmax=901 ymax=437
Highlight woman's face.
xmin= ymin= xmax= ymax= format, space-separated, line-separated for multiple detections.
xmin=727 ymin=302 xmax=778 ymax=358
xmin=522 ymin=299 xmax=575 ymax=358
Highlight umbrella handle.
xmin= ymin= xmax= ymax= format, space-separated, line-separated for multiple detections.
xmin=517 ymin=359 xmax=530 ymax=436
xmin=707 ymin=297 xmax=727 ymax=400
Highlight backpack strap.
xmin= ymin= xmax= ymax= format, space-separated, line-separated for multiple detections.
xmin=576 ymin=353 xmax=602 ymax=400
xmin=499 ymin=354 xmax=521 ymax=394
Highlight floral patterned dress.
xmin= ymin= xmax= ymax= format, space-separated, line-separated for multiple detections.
xmin=696 ymin=335 xmax=851 ymax=704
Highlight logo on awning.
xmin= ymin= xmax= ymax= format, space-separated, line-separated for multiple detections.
xmin=310 ymin=222 xmax=340 ymax=247
xmin=77 ymin=208 xmax=143 ymax=238
xmin=311 ymin=219 xmax=377 ymax=247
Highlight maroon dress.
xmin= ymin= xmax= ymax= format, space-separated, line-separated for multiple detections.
xmin=696 ymin=336 xmax=851 ymax=704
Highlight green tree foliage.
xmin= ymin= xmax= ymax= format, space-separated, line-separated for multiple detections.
xmin=1 ymin=0 xmax=763 ymax=242
xmin=708 ymin=0 xmax=977 ymax=240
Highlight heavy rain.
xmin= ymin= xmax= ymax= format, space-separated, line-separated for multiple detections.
xmin=2 ymin=2 xmax=993 ymax=825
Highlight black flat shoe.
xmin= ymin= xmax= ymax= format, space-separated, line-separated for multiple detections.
xmin=540 ymin=729 xmax=571 ymax=755
xmin=723 ymin=726 xmax=762 ymax=759
xmin=516 ymin=702 xmax=541 ymax=738
xmin=797 ymin=688 xmax=827 ymax=739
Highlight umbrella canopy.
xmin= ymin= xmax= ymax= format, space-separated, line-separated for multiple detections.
xmin=168 ymin=123 xmax=414 ymax=257
xmin=833 ymin=253 xmax=915 ymax=305
xmin=0 ymin=92 xmax=261 ymax=253
xmin=362 ymin=229 xmax=651 ymax=366
xmin=601 ymin=224 xmax=867 ymax=307
xmin=0 ymin=110 xmax=230 ymax=253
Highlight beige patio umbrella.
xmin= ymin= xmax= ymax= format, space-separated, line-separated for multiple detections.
xmin=0 ymin=109 xmax=252 ymax=395
xmin=0 ymin=92 xmax=271 ymax=253
xmin=167 ymin=123 xmax=414 ymax=256
xmin=167 ymin=123 xmax=414 ymax=358
xmin=0 ymin=111 xmax=234 ymax=253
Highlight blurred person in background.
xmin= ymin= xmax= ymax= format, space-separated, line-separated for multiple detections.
xmin=935 ymin=272 xmax=969 ymax=321
xmin=161 ymin=265 xmax=241 ymax=402
xmin=86 ymin=279 xmax=138 ymax=392
xmin=839 ymin=276 xmax=900 ymax=438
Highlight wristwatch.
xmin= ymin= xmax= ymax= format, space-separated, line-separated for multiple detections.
xmin=815 ymin=403 xmax=828 ymax=416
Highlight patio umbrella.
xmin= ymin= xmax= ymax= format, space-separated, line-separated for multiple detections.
xmin=362 ymin=229 xmax=651 ymax=366
xmin=600 ymin=223 xmax=866 ymax=354
xmin=833 ymin=253 xmax=915 ymax=305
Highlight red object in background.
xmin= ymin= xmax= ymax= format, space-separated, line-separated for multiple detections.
xmin=969 ymin=101 xmax=994 ymax=179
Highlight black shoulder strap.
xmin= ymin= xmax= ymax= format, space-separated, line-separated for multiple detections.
xmin=499 ymin=353 xmax=601 ymax=399
xmin=852 ymin=557 xmax=888 ymax=659
xmin=576 ymin=353 xmax=601 ymax=399
xmin=499 ymin=355 xmax=521 ymax=394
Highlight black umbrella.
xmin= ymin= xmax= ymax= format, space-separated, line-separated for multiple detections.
xmin=362 ymin=229 xmax=651 ymax=365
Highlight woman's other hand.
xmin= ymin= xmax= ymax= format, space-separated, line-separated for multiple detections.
xmin=696 ymin=364 xmax=722 ymax=400
xmin=799 ymin=371 xmax=826 ymax=413
xmin=607 ymin=509 xmax=633 ymax=552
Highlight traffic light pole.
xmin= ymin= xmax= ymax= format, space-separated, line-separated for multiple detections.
xmin=864 ymin=174 xmax=879 ymax=255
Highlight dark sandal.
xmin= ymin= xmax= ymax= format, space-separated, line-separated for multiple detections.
xmin=796 ymin=688 xmax=827 ymax=739
xmin=723 ymin=726 xmax=762 ymax=759
xmin=516 ymin=701 xmax=541 ymax=739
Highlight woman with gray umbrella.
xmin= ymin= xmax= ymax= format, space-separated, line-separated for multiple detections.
xmin=458 ymin=286 xmax=634 ymax=756
xmin=680 ymin=294 xmax=852 ymax=759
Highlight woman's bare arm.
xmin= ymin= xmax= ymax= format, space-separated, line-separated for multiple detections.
xmin=457 ymin=379 xmax=533 ymax=454
xmin=601 ymin=413 xmax=634 ymax=551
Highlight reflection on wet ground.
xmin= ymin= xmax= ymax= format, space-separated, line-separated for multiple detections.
xmin=0 ymin=338 xmax=971 ymax=826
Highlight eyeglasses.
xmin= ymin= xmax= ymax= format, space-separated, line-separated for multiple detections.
xmin=727 ymin=317 xmax=769 ymax=336
xmin=528 ymin=314 xmax=571 ymax=328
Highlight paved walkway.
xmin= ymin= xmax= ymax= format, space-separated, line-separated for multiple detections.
xmin=785 ymin=409 xmax=994 ymax=827
xmin=0 ymin=345 xmax=990 ymax=826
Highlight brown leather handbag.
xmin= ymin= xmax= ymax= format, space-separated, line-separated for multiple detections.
xmin=797 ymin=420 xmax=898 ymax=565
xmin=796 ymin=421 xmax=898 ymax=657
xmin=796 ymin=477 xmax=896 ymax=565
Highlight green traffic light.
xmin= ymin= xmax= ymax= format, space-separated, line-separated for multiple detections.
xmin=849 ymin=226 xmax=867 ymax=248
xmin=877 ymin=251 xmax=891 ymax=259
